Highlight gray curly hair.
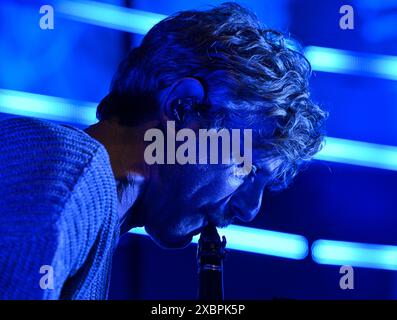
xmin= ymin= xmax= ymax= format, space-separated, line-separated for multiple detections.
xmin=98 ymin=2 xmax=328 ymax=191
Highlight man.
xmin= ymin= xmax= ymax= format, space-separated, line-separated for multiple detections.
xmin=0 ymin=3 xmax=326 ymax=299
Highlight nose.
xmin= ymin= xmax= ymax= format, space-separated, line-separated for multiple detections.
xmin=229 ymin=173 xmax=268 ymax=222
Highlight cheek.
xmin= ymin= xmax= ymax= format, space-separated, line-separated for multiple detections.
xmin=216 ymin=164 xmax=245 ymax=189
xmin=194 ymin=165 xmax=245 ymax=202
xmin=153 ymin=163 xmax=244 ymax=207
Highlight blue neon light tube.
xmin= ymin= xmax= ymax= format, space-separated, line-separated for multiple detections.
xmin=57 ymin=0 xmax=166 ymax=35
xmin=312 ymin=239 xmax=397 ymax=271
xmin=129 ymin=225 xmax=309 ymax=260
xmin=55 ymin=1 xmax=397 ymax=81
xmin=0 ymin=89 xmax=97 ymax=125
xmin=2 ymin=88 xmax=397 ymax=266
xmin=305 ymin=46 xmax=397 ymax=81
xmin=1 ymin=89 xmax=397 ymax=172
xmin=315 ymin=136 xmax=397 ymax=171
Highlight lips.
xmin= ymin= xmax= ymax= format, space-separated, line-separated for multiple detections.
xmin=162 ymin=223 xmax=209 ymax=249
xmin=187 ymin=224 xmax=208 ymax=238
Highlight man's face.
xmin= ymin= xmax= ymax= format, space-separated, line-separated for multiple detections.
xmin=137 ymin=153 xmax=270 ymax=249
xmin=127 ymin=78 xmax=271 ymax=248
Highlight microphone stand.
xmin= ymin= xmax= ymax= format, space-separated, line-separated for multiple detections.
xmin=197 ymin=225 xmax=227 ymax=300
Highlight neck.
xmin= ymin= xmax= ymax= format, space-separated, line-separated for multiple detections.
xmin=84 ymin=119 xmax=146 ymax=179
xmin=84 ymin=119 xmax=154 ymax=223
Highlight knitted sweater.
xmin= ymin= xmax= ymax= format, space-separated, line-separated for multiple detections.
xmin=0 ymin=117 xmax=120 ymax=299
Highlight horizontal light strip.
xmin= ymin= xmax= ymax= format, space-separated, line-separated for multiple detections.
xmin=56 ymin=0 xmax=166 ymax=35
xmin=2 ymin=87 xmax=397 ymax=268
xmin=312 ymin=239 xmax=397 ymax=271
xmin=305 ymin=46 xmax=397 ymax=81
xmin=1 ymin=89 xmax=397 ymax=171
xmin=315 ymin=136 xmax=397 ymax=171
xmin=54 ymin=1 xmax=397 ymax=81
xmin=0 ymin=89 xmax=97 ymax=125
xmin=129 ymin=225 xmax=309 ymax=260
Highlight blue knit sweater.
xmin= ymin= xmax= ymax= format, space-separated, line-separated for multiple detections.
xmin=0 ymin=117 xmax=120 ymax=299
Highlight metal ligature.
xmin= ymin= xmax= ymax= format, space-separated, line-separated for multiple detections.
xmin=197 ymin=224 xmax=227 ymax=300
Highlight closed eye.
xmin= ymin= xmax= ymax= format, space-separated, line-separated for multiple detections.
xmin=233 ymin=163 xmax=257 ymax=180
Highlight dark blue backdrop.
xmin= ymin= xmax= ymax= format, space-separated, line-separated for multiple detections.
xmin=1 ymin=0 xmax=396 ymax=299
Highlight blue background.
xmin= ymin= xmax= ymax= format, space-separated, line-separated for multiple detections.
xmin=1 ymin=0 xmax=397 ymax=299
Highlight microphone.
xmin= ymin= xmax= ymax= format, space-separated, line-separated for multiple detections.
xmin=197 ymin=224 xmax=227 ymax=300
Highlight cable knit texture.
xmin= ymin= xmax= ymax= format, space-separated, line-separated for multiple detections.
xmin=0 ymin=117 xmax=120 ymax=300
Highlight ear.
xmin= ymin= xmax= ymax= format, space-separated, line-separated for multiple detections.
xmin=161 ymin=77 xmax=205 ymax=125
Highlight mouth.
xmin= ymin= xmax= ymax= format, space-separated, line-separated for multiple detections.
xmin=187 ymin=223 xmax=209 ymax=238
xmin=147 ymin=219 xmax=210 ymax=249
xmin=165 ymin=222 xmax=210 ymax=249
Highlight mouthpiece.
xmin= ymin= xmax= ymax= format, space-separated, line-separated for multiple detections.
xmin=197 ymin=224 xmax=227 ymax=300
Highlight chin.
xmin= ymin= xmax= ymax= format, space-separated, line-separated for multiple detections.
xmin=145 ymin=226 xmax=193 ymax=249
xmin=153 ymin=235 xmax=193 ymax=249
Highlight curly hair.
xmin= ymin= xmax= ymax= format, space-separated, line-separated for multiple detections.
xmin=98 ymin=2 xmax=328 ymax=191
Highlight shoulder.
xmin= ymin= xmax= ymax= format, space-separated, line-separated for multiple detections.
xmin=0 ymin=116 xmax=102 ymax=158
xmin=0 ymin=117 xmax=114 ymax=226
